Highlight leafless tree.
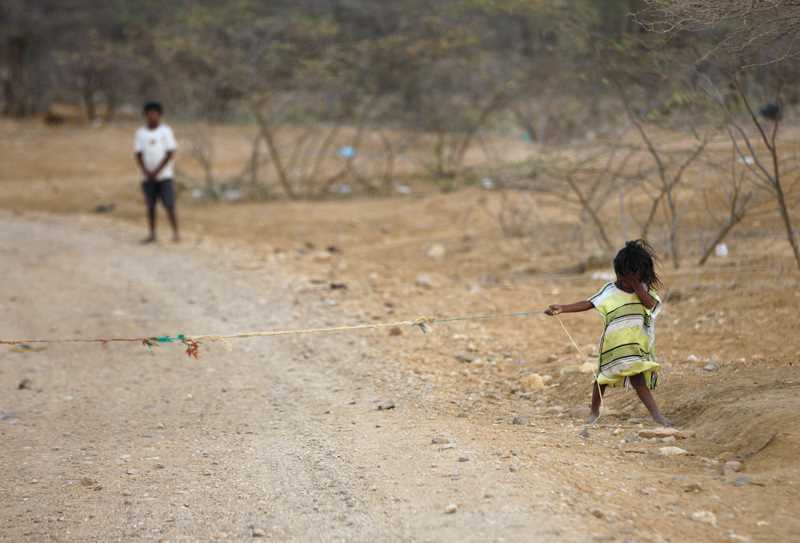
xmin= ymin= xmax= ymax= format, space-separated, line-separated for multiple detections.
xmin=697 ymin=147 xmax=759 ymax=266
xmin=613 ymin=80 xmax=711 ymax=268
xmin=500 ymin=143 xmax=646 ymax=253
xmin=698 ymin=74 xmax=800 ymax=268
xmin=640 ymin=0 xmax=800 ymax=66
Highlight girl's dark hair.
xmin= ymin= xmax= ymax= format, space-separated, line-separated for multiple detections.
xmin=613 ymin=239 xmax=662 ymax=290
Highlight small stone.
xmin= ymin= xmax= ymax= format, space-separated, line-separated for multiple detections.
xmin=457 ymin=456 xmax=469 ymax=463
xmin=445 ymin=503 xmax=458 ymax=514
xmin=624 ymin=432 xmax=641 ymax=443
xmin=723 ymin=460 xmax=742 ymax=474
xmin=579 ymin=427 xmax=590 ymax=439
xmin=431 ymin=436 xmax=451 ymax=445
xmin=18 ymin=378 xmax=33 ymax=390
xmin=388 ymin=327 xmax=402 ymax=337
xmin=455 ymin=352 xmax=477 ymax=364
xmin=687 ymin=354 xmax=701 ymax=362
xmin=703 ymin=362 xmax=719 ymax=372
xmin=415 ymin=274 xmax=435 ymax=288
xmin=519 ymin=373 xmax=546 ymax=391
xmin=638 ymin=427 xmax=693 ymax=440
xmin=590 ymin=508 xmax=605 ymax=519
xmin=252 ymin=527 xmax=267 ymax=538
xmin=733 ymin=475 xmax=751 ymax=487
xmin=691 ymin=510 xmax=718 ymax=527
xmin=726 ymin=531 xmax=752 ymax=542
xmin=658 ymin=446 xmax=689 ymax=456
xmin=683 ymin=482 xmax=703 ymax=493
xmin=511 ymin=415 xmax=529 ymax=426
xmin=80 ymin=477 xmax=98 ymax=487
xmin=377 ymin=400 xmax=396 ymax=411
xmin=426 ymin=244 xmax=446 ymax=260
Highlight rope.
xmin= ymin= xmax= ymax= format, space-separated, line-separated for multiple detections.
xmin=1 ymin=308 xmax=597 ymax=424
xmin=555 ymin=315 xmax=605 ymax=426
xmin=0 ymin=311 xmax=536 ymax=359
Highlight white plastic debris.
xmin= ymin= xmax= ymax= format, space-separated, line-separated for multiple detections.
xmin=715 ymin=243 xmax=729 ymax=257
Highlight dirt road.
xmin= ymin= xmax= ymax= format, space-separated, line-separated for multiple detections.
xmin=0 ymin=213 xmax=592 ymax=542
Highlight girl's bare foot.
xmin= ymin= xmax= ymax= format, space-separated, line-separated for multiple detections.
xmin=141 ymin=236 xmax=156 ymax=244
xmin=653 ymin=413 xmax=672 ymax=427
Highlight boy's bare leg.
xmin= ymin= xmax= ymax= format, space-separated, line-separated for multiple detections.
xmin=143 ymin=204 xmax=156 ymax=243
xmin=629 ymin=373 xmax=671 ymax=426
xmin=588 ymin=382 xmax=606 ymax=423
xmin=166 ymin=206 xmax=180 ymax=242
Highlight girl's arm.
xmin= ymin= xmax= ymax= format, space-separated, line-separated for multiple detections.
xmin=544 ymin=300 xmax=593 ymax=316
xmin=632 ymin=281 xmax=657 ymax=310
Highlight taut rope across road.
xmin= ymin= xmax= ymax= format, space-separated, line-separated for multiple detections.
xmin=0 ymin=310 xmax=538 ymax=359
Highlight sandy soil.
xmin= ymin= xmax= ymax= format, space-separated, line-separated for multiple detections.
xmin=2 ymin=122 xmax=799 ymax=542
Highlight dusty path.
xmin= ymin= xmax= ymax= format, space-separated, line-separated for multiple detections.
xmin=0 ymin=213 xmax=590 ymax=542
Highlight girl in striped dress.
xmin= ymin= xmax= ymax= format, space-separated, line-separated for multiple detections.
xmin=545 ymin=240 xmax=670 ymax=426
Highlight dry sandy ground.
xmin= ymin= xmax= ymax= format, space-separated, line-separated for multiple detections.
xmin=2 ymin=121 xmax=800 ymax=542
xmin=1 ymin=211 xmax=796 ymax=543
xmin=1 ymin=212 xmax=592 ymax=542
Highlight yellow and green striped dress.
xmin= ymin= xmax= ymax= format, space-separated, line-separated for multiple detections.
xmin=589 ymin=282 xmax=662 ymax=389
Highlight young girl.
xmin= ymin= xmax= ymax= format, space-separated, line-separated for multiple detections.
xmin=545 ymin=240 xmax=670 ymax=426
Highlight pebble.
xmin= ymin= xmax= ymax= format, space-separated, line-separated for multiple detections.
xmin=723 ymin=460 xmax=742 ymax=474
xmin=376 ymin=400 xmax=396 ymax=411
xmin=511 ymin=415 xmax=529 ymax=426
xmin=415 ymin=274 xmax=436 ymax=288
xmin=252 ymin=527 xmax=266 ymax=538
xmin=455 ymin=352 xmax=477 ymax=363
xmin=658 ymin=446 xmax=689 ymax=456
xmin=426 ymin=244 xmax=446 ymax=260
xmin=445 ymin=503 xmax=458 ymax=514
xmin=624 ymin=432 xmax=641 ymax=443
xmin=691 ymin=510 xmax=718 ymax=527
xmin=17 ymin=378 xmax=32 ymax=390
xmin=703 ymin=362 xmax=720 ymax=372
xmin=639 ymin=427 xmax=692 ymax=440
xmin=431 ymin=436 xmax=451 ymax=445
xmin=519 ymin=373 xmax=545 ymax=391
xmin=578 ymin=427 xmax=590 ymax=439
xmin=388 ymin=327 xmax=402 ymax=337
xmin=683 ymin=482 xmax=703 ymax=493
xmin=590 ymin=508 xmax=605 ymax=519
xmin=733 ymin=475 xmax=751 ymax=487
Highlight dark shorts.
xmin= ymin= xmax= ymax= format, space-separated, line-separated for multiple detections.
xmin=142 ymin=179 xmax=176 ymax=209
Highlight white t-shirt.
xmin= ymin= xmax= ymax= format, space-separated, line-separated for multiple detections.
xmin=134 ymin=124 xmax=177 ymax=180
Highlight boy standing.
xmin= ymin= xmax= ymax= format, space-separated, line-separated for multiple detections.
xmin=134 ymin=101 xmax=179 ymax=243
